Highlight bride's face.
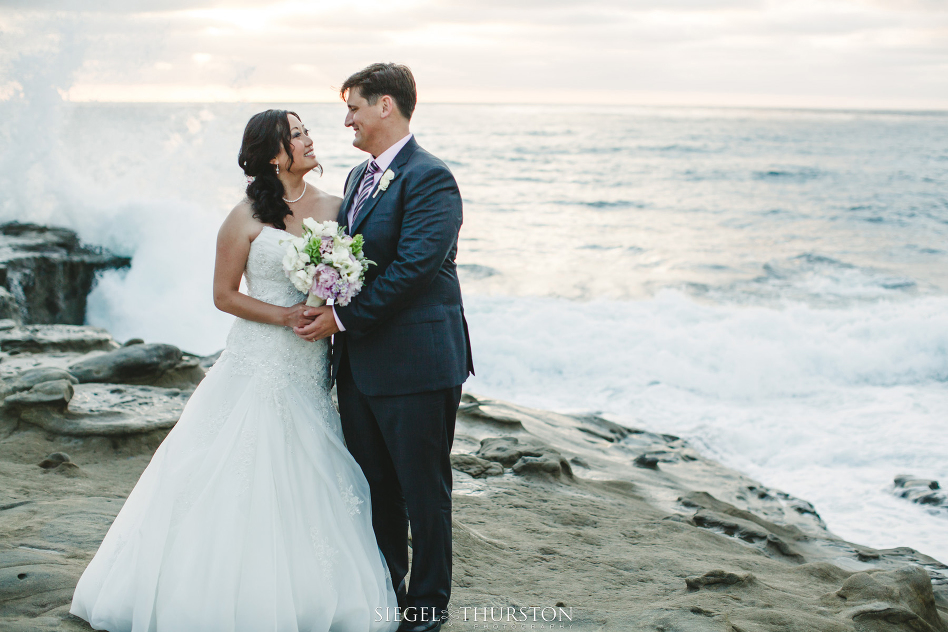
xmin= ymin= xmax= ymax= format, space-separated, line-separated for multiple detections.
xmin=273 ymin=113 xmax=318 ymax=175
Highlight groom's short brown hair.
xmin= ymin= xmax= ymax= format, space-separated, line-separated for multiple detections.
xmin=340 ymin=63 xmax=417 ymax=120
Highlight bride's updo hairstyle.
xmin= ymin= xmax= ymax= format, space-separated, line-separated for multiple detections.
xmin=238 ymin=109 xmax=299 ymax=230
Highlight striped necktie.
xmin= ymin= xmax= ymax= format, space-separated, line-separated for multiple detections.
xmin=348 ymin=160 xmax=381 ymax=227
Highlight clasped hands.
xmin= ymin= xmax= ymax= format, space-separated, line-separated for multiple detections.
xmin=286 ymin=303 xmax=339 ymax=342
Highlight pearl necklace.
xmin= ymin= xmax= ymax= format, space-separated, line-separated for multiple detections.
xmin=282 ymin=181 xmax=307 ymax=204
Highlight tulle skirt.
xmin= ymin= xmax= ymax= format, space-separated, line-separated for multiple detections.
xmin=69 ymin=338 xmax=399 ymax=632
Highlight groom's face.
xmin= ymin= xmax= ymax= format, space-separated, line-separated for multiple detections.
xmin=345 ymin=87 xmax=383 ymax=154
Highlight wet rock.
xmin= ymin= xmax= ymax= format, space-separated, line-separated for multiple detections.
xmin=0 ymin=222 xmax=130 ymax=325
xmin=14 ymin=384 xmax=188 ymax=436
xmin=894 ymin=475 xmax=940 ymax=492
xmin=693 ymin=509 xmax=772 ymax=543
xmin=68 ymin=343 xmax=183 ymax=384
xmin=451 ymin=454 xmax=504 ymax=478
xmin=634 ymin=454 xmax=660 ymax=469
xmin=458 ymin=398 xmax=525 ymax=428
xmin=893 ymin=474 xmax=947 ymax=509
xmin=775 ymin=491 xmax=825 ymax=524
xmin=0 ymin=368 xmax=78 ymax=399
xmin=35 ymin=452 xmax=85 ymax=478
xmin=0 ymin=288 xmax=19 ymax=322
xmin=636 ymin=450 xmax=679 ymax=469
xmin=45 ymin=461 xmax=86 ymax=478
xmin=512 ymin=455 xmax=571 ymax=477
xmin=122 ymin=338 xmax=145 ymax=346
xmin=155 ymin=355 xmax=207 ymax=389
xmin=836 ymin=566 xmax=947 ymax=632
xmin=37 ymin=453 xmax=71 ymax=469
xmin=555 ymin=512 xmax=597 ymax=527
xmin=764 ymin=534 xmax=803 ymax=560
xmin=476 ymin=437 xmax=550 ymax=467
xmin=575 ymin=414 xmax=633 ymax=442
xmin=476 ymin=437 xmax=573 ymax=478
xmin=680 ymin=491 xmax=805 ymax=543
xmin=691 ymin=508 xmax=803 ymax=561
xmin=0 ymin=556 xmax=78 ymax=618
xmin=628 ymin=609 xmax=732 ymax=631
xmin=3 ymin=380 xmax=74 ymax=412
xmin=685 ymin=569 xmax=754 ymax=590
xmin=0 ymin=325 xmax=118 ymax=354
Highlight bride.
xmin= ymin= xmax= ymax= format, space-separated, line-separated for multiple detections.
xmin=69 ymin=110 xmax=399 ymax=632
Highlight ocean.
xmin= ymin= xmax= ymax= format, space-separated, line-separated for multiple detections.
xmin=1 ymin=100 xmax=946 ymax=563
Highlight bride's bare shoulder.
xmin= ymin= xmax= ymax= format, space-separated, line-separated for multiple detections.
xmin=310 ymin=187 xmax=343 ymax=222
xmin=219 ymin=198 xmax=264 ymax=244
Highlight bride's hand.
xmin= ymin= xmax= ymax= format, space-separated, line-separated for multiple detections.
xmin=282 ymin=302 xmax=315 ymax=329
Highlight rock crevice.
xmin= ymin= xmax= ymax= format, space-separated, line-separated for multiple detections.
xmin=0 ymin=222 xmax=130 ymax=325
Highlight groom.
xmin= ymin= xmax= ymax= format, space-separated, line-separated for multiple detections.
xmin=294 ymin=63 xmax=474 ymax=632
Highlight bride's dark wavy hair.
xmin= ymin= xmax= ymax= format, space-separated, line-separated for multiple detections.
xmin=238 ymin=109 xmax=321 ymax=230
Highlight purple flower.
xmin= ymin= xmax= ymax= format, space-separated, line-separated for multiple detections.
xmin=334 ymin=279 xmax=360 ymax=306
xmin=310 ymin=264 xmax=341 ymax=300
xmin=319 ymin=236 xmax=333 ymax=256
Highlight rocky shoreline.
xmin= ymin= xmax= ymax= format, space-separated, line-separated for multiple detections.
xmin=0 ymin=330 xmax=945 ymax=631
xmin=0 ymin=226 xmax=946 ymax=631
xmin=0 ymin=223 xmax=130 ymax=326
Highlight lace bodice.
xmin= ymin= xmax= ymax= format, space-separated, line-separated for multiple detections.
xmin=217 ymin=226 xmax=329 ymax=390
xmin=244 ymin=226 xmax=308 ymax=308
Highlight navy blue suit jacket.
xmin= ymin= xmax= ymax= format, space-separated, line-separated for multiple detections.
xmin=331 ymin=137 xmax=474 ymax=396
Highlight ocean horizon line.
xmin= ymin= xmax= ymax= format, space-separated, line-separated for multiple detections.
xmin=34 ymin=99 xmax=948 ymax=117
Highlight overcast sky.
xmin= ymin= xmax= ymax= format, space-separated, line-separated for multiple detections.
xmin=1 ymin=0 xmax=946 ymax=108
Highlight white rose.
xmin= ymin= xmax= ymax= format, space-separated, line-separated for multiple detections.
xmin=329 ymin=250 xmax=350 ymax=267
xmin=292 ymin=268 xmax=312 ymax=292
xmin=320 ymin=221 xmax=339 ymax=238
xmin=302 ymin=217 xmax=320 ymax=232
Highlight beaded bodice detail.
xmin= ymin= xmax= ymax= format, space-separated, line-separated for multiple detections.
xmin=217 ymin=226 xmax=329 ymax=390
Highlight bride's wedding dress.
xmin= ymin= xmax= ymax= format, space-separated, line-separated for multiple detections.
xmin=70 ymin=225 xmax=399 ymax=632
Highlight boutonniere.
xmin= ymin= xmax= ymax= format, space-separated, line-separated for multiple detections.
xmin=372 ymin=169 xmax=396 ymax=198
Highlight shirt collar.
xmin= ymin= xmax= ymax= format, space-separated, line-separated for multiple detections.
xmin=372 ymin=133 xmax=413 ymax=173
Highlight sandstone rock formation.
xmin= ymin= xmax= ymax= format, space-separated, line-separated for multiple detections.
xmin=895 ymin=475 xmax=948 ymax=512
xmin=0 ymin=222 xmax=130 ymax=325
xmin=0 ymin=325 xmax=202 ymax=440
xmin=1 ymin=371 xmax=947 ymax=630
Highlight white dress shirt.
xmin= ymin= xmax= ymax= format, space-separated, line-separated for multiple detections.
xmin=346 ymin=133 xmax=413 ymax=227
xmin=334 ymin=133 xmax=414 ymax=331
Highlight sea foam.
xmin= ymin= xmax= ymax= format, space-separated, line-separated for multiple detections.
xmin=464 ymin=292 xmax=948 ymax=562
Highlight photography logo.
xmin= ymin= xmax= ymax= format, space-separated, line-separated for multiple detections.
xmin=376 ymin=605 xmax=575 ymax=628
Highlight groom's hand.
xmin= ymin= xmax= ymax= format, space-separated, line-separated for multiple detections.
xmin=293 ymin=306 xmax=339 ymax=342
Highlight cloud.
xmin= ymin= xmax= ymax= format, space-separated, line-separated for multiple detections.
xmin=0 ymin=0 xmax=284 ymax=11
xmin=1 ymin=0 xmax=946 ymax=107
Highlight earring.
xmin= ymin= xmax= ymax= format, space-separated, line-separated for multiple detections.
xmin=275 ymin=164 xmax=280 ymax=175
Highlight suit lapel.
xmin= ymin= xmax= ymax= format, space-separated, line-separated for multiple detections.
xmin=349 ymin=137 xmax=420 ymax=235
xmin=339 ymin=161 xmax=369 ymax=230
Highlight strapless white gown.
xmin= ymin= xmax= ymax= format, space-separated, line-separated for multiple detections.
xmin=70 ymin=226 xmax=399 ymax=632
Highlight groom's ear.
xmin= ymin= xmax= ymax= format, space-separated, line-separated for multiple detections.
xmin=378 ymin=95 xmax=397 ymax=120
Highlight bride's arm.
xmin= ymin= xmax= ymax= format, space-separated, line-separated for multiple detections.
xmin=213 ymin=203 xmax=308 ymax=328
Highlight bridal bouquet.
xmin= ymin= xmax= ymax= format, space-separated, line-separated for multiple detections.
xmin=281 ymin=219 xmax=374 ymax=307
